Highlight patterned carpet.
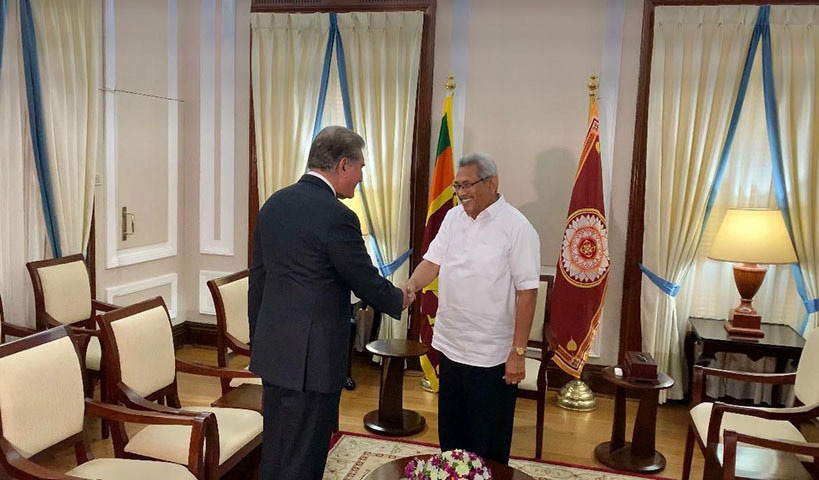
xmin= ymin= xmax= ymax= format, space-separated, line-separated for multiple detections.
xmin=323 ymin=432 xmax=671 ymax=480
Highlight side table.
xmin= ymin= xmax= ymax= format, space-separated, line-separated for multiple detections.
xmin=684 ymin=317 xmax=805 ymax=405
xmin=364 ymin=339 xmax=428 ymax=436
xmin=594 ymin=366 xmax=674 ymax=473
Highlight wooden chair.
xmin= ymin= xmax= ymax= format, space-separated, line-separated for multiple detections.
xmin=516 ymin=274 xmax=556 ymax=459
xmin=721 ymin=430 xmax=817 ymax=480
xmin=683 ymin=325 xmax=819 ymax=480
xmin=0 ymin=293 xmax=36 ymax=343
xmin=26 ymin=254 xmax=118 ymax=395
xmin=96 ymin=296 xmax=263 ymax=480
xmin=206 ymin=270 xmax=261 ymax=396
xmin=0 ymin=326 xmax=214 ymax=480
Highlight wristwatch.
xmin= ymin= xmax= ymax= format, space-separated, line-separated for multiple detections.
xmin=513 ymin=346 xmax=526 ymax=356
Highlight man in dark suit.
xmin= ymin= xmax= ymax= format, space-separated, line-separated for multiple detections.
xmin=249 ymin=126 xmax=412 ymax=480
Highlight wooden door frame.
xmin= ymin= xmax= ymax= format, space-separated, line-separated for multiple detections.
xmin=248 ymin=0 xmax=436 ymax=342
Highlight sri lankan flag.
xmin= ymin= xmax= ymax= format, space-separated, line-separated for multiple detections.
xmin=418 ymin=93 xmax=456 ymax=392
xmin=551 ymin=100 xmax=610 ymax=378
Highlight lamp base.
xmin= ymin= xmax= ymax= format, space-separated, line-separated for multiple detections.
xmin=724 ymin=313 xmax=764 ymax=338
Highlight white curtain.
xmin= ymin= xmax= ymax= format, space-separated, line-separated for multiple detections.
xmin=29 ymin=0 xmax=101 ymax=255
xmin=0 ymin=0 xmax=46 ymax=330
xmin=337 ymin=11 xmax=423 ymax=339
xmin=677 ymin=47 xmax=802 ymax=403
xmin=251 ymin=13 xmax=329 ymax=203
xmin=642 ymin=5 xmax=758 ymax=401
xmin=769 ymin=5 xmax=819 ymax=337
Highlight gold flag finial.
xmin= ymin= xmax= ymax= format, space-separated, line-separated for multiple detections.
xmin=588 ymin=73 xmax=599 ymax=118
xmin=445 ymin=75 xmax=456 ymax=93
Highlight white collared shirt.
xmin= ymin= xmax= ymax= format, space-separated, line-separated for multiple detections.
xmin=424 ymin=195 xmax=541 ymax=367
xmin=307 ymin=170 xmax=336 ymax=197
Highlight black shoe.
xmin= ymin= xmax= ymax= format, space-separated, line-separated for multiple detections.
xmin=345 ymin=377 xmax=356 ymax=390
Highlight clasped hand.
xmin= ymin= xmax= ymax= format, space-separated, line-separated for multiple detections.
xmin=400 ymin=285 xmax=416 ymax=309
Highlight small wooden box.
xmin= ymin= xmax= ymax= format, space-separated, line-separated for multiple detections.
xmin=624 ymin=351 xmax=658 ymax=383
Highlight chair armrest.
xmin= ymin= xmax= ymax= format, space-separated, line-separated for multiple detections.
xmin=0 ymin=437 xmax=80 ymax=479
xmin=225 ymin=334 xmax=251 ymax=357
xmin=176 ymin=359 xmax=259 ymax=380
xmin=706 ymin=401 xmax=819 ymax=444
xmin=91 ymin=299 xmax=119 ymax=313
xmin=1 ymin=322 xmax=37 ymax=338
xmin=722 ymin=430 xmax=817 ymax=480
xmin=85 ymin=399 xmax=214 ymax=478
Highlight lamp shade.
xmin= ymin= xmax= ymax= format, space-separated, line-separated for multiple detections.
xmin=708 ymin=208 xmax=797 ymax=264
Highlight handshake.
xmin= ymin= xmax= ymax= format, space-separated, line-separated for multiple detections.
xmin=400 ymin=284 xmax=417 ymax=309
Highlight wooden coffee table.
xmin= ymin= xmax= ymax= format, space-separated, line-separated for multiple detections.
xmin=210 ymin=383 xmax=263 ymax=413
xmin=363 ymin=454 xmax=534 ymax=480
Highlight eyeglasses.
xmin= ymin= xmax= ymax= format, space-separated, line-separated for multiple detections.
xmin=452 ymin=177 xmax=487 ymax=192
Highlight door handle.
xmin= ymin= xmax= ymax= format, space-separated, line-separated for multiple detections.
xmin=121 ymin=206 xmax=135 ymax=241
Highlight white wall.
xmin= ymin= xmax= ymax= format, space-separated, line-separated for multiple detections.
xmin=94 ymin=0 xmax=645 ymax=367
xmin=432 ymin=0 xmax=645 ymax=366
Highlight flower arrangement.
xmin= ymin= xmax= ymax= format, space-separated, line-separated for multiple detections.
xmin=402 ymin=449 xmax=492 ymax=480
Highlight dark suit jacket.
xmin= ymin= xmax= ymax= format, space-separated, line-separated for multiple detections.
xmin=248 ymin=174 xmax=403 ymax=393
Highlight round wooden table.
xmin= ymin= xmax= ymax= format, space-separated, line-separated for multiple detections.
xmin=364 ymin=339 xmax=428 ymax=436
xmin=363 ymin=454 xmax=535 ymax=480
xmin=594 ymin=366 xmax=674 ymax=473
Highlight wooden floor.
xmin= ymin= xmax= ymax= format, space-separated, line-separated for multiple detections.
xmin=39 ymin=346 xmax=712 ymax=478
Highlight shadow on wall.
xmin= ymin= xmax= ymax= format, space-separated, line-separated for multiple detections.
xmin=518 ymin=148 xmax=576 ymax=266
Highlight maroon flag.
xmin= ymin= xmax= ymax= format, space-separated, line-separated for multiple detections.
xmin=551 ymin=101 xmax=610 ymax=378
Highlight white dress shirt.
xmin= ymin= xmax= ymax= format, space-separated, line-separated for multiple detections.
xmin=423 ymin=195 xmax=541 ymax=367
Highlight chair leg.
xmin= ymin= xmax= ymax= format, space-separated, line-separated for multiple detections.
xmin=535 ymin=389 xmax=545 ymax=459
xmin=682 ymin=425 xmax=695 ymax=480
xmin=99 ymin=374 xmax=109 ymax=439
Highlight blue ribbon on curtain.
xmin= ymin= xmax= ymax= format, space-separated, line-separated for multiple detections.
xmin=332 ymin=13 xmax=412 ymax=277
xmin=311 ymin=15 xmax=336 ymax=140
xmin=639 ymin=264 xmax=680 ymax=297
xmin=1 ymin=0 xmax=8 ymax=73
xmin=700 ymin=11 xmax=764 ymax=229
xmin=757 ymin=5 xmax=815 ymax=334
xmin=20 ymin=0 xmax=61 ymax=258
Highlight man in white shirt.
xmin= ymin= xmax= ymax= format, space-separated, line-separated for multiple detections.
xmin=406 ymin=152 xmax=540 ymax=464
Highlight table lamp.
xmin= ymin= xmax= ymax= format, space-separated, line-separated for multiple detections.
xmin=708 ymin=208 xmax=797 ymax=338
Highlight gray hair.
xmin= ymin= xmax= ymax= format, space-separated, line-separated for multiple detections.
xmin=458 ymin=152 xmax=498 ymax=179
xmin=307 ymin=126 xmax=366 ymax=170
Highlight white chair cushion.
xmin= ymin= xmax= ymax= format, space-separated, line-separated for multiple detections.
xmin=125 ymin=407 xmax=262 ymax=465
xmin=220 ymin=277 xmax=250 ymax=345
xmin=690 ymin=402 xmax=806 ymax=446
xmin=111 ymin=305 xmax=176 ymax=397
xmin=38 ymin=261 xmax=92 ymax=324
xmin=529 ymin=280 xmax=550 ymax=342
xmin=67 ymin=458 xmax=197 ymax=480
xmin=0 ymin=336 xmax=85 ymax=458
xmin=229 ymin=366 xmax=263 ymax=388
xmin=795 ymin=326 xmax=819 ymax=405
xmin=518 ymin=357 xmax=541 ymax=392
xmin=85 ymin=335 xmax=102 ymax=371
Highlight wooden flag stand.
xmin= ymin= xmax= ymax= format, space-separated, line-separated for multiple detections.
xmin=556 ymin=74 xmax=601 ymax=412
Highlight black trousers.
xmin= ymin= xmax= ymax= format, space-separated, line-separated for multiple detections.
xmin=260 ymin=381 xmax=341 ymax=480
xmin=438 ymin=353 xmax=518 ymax=464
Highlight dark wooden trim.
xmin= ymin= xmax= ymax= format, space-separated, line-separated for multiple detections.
xmin=172 ymin=322 xmax=188 ymax=350
xmin=618 ymin=0 xmax=819 ymax=362
xmin=247 ymin=0 xmax=436 ymax=342
xmin=248 ymin=28 xmax=258 ymax=265
xmin=186 ymin=321 xmax=219 ymax=348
